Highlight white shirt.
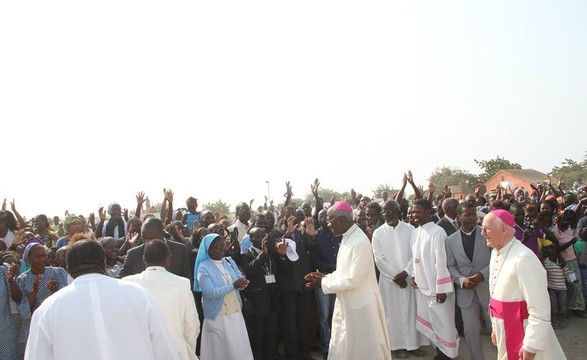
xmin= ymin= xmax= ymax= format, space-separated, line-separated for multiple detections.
xmin=25 ymin=273 xmax=180 ymax=360
xmin=124 ymin=266 xmax=200 ymax=360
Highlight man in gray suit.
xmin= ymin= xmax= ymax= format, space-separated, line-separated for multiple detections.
xmin=445 ymin=202 xmax=492 ymax=360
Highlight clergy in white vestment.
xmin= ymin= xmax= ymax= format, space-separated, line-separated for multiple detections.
xmin=123 ymin=240 xmax=199 ymax=360
xmin=410 ymin=199 xmax=459 ymax=359
xmin=305 ymin=201 xmax=391 ymax=360
xmin=25 ymin=240 xmax=180 ymax=360
xmin=372 ymin=200 xmax=428 ymax=358
xmin=483 ymin=210 xmax=566 ymax=360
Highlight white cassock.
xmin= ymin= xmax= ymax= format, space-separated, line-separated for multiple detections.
xmin=411 ymin=222 xmax=459 ymax=358
xmin=25 ymin=274 xmax=180 ymax=360
xmin=322 ymin=224 xmax=391 ymax=360
xmin=123 ymin=266 xmax=200 ymax=360
xmin=489 ymin=238 xmax=566 ymax=360
xmin=372 ymin=221 xmax=429 ymax=351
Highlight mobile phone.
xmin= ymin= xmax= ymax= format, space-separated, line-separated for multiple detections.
xmin=230 ymin=227 xmax=239 ymax=242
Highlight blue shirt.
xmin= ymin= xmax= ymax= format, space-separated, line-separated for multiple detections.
xmin=185 ymin=212 xmax=201 ymax=233
xmin=310 ymin=227 xmax=342 ymax=274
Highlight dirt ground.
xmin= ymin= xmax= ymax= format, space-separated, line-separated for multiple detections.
xmin=308 ymin=314 xmax=587 ymax=359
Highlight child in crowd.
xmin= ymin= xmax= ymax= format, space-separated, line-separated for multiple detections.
xmin=542 ymin=245 xmax=573 ymax=328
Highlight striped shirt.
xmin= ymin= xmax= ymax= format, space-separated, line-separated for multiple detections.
xmin=543 ymin=258 xmax=570 ymax=291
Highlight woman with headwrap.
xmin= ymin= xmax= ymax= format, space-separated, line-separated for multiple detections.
xmin=55 ymin=214 xmax=83 ymax=249
xmin=100 ymin=237 xmax=123 ymax=278
xmin=194 ymin=233 xmax=253 ymax=360
xmin=15 ymin=242 xmax=68 ymax=355
xmin=554 ymin=209 xmax=586 ymax=316
xmin=0 ymin=250 xmax=21 ymax=360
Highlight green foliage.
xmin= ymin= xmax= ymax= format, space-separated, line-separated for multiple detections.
xmin=371 ymin=184 xmax=398 ymax=199
xmin=202 ymin=200 xmax=230 ymax=216
xmin=428 ymin=166 xmax=479 ymax=189
xmin=550 ymin=153 xmax=587 ymax=185
xmin=302 ymin=188 xmax=352 ymax=205
xmin=475 ymin=156 xmax=522 ymax=183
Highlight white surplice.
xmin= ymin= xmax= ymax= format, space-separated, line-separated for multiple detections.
xmin=25 ymin=273 xmax=180 ymax=360
xmin=123 ymin=266 xmax=200 ymax=360
xmin=489 ymin=238 xmax=566 ymax=360
xmin=321 ymin=224 xmax=391 ymax=360
xmin=372 ymin=221 xmax=429 ymax=351
xmin=411 ymin=222 xmax=459 ymax=358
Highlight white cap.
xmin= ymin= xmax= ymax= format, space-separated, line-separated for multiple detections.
xmin=284 ymin=238 xmax=299 ymax=261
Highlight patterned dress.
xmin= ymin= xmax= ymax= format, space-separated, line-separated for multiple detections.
xmin=0 ymin=266 xmax=17 ymax=360
xmin=16 ymin=267 xmax=69 ymax=355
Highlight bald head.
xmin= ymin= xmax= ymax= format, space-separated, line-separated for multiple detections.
xmin=482 ymin=212 xmax=515 ymax=250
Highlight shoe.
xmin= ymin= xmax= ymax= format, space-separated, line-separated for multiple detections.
xmin=574 ymin=310 xmax=587 ymax=318
xmin=409 ymin=348 xmax=426 ymax=357
xmin=394 ymin=350 xmax=408 ymax=359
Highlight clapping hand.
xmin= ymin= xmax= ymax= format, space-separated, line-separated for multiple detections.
xmin=46 ymin=274 xmax=59 ymax=293
xmin=233 ymin=276 xmax=250 ymax=290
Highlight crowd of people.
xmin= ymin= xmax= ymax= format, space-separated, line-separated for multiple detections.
xmin=0 ymin=172 xmax=586 ymax=360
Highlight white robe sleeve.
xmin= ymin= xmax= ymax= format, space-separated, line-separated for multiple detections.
xmin=434 ymin=230 xmax=454 ymax=294
xmin=24 ymin=308 xmax=53 ymax=360
xmin=372 ymin=230 xmax=396 ymax=281
xmin=322 ymin=239 xmax=371 ymax=294
xmin=182 ymin=280 xmax=200 ymax=359
xmin=518 ymin=252 xmax=551 ymax=351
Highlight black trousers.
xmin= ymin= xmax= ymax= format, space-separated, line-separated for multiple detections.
xmin=245 ymin=309 xmax=278 ymax=360
xmin=281 ymin=291 xmax=311 ymax=360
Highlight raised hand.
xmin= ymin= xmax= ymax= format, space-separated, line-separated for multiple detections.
xmin=311 ymin=178 xmax=320 ymax=196
xmin=165 ymin=189 xmax=174 ymax=203
xmin=402 ymin=173 xmax=408 ymax=186
xmin=46 ymin=274 xmax=59 ymax=293
xmin=33 ymin=274 xmax=42 ymax=292
xmin=7 ymin=263 xmax=18 ymax=282
xmin=329 ymin=193 xmax=336 ymax=204
xmin=98 ymin=207 xmax=106 ymax=222
xmin=261 ymin=238 xmax=269 ymax=255
xmin=12 ymin=229 xmax=27 ymax=247
xmin=557 ymin=178 xmax=563 ymax=189
xmin=88 ymin=213 xmax=95 ymax=224
xmin=1 ymin=199 xmax=5 ymax=211
xmin=407 ymin=170 xmax=414 ymax=184
xmin=286 ymin=215 xmax=297 ymax=235
xmin=123 ymin=208 xmax=129 ymax=220
xmin=276 ymin=238 xmax=288 ymax=257
xmin=428 ymin=181 xmax=436 ymax=195
xmin=136 ymin=191 xmax=146 ymax=206
xmin=10 ymin=199 xmax=16 ymax=213
xmin=128 ymin=232 xmax=140 ymax=247
xmin=304 ymin=217 xmax=316 ymax=237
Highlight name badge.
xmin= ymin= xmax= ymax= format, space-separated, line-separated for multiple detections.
xmin=265 ymin=274 xmax=276 ymax=284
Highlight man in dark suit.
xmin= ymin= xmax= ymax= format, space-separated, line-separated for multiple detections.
xmin=436 ymin=197 xmax=463 ymax=336
xmin=118 ymin=217 xmax=191 ymax=282
xmin=237 ymin=227 xmax=280 ymax=360
xmin=274 ymin=205 xmax=313 ymax=360
xmin=436 ymin=198 xmax=460 ymax=237
xmin=445 ymin=202 xmax=492 ymax=360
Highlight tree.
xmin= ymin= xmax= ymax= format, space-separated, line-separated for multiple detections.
xmin=474 ymin=156 xmax=522 ymax=183
xmin=302 ymin=188 xmax=352 ymax=205
xmin=202 ymin=200 xmax=230 ymax=216
xmin=428 ymin=166 xmax=479 ymax=190
xmin=550 ymin=153 xmax=587 ymax=186
xmin=371 ymin=184 xmax=399 ymax=199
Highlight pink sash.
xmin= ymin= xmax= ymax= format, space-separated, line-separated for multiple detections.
xmin=489 ymin=298 xmax=529 ymax=360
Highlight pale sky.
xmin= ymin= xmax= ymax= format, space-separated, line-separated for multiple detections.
xmin=1 ymin=1 xmax=585 ymax=219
